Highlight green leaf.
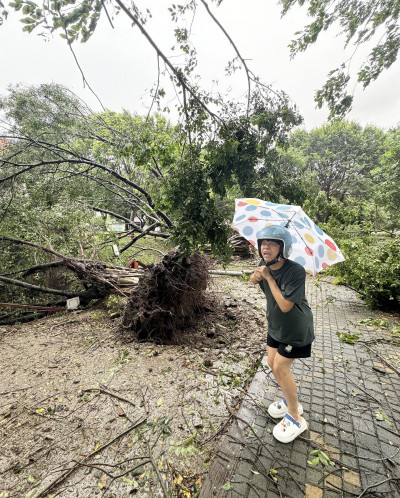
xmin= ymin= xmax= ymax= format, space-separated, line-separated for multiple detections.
xmin=122 ymin=476 xmax=138 ymax=487
xmin=24 ymin=488 xmax=38 ymax=498
xmin=221 ymin=482 xmax=232 ymax=490
xmin=375 ymin=410 xmax=392 ymax=424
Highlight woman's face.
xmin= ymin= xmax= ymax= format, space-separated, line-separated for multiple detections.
xmin=260 ymin=239 xmax=281 ymax=262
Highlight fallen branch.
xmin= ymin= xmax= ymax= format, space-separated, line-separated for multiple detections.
xmin=209 ymin=270 xmax=253 ymax=276
xmin=357 ymin=477 xmax=400 ymax=498
xmin=35 ymin=417 xmax=146 ymax=498
xmin=0 ymin=275 xmax=80 ymax=297
xmin=0 ymin=302 xmax=66 ymax=311
xmin=364 ymin=345 xmax=400 ymax=375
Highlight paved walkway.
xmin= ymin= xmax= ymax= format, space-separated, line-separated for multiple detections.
xmin=201 ymin=277 xmax=400 ymax=497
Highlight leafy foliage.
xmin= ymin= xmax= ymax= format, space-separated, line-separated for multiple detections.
xmin=372 ymin=126 xmax=400 ymax=230
xmin=280 ymin=0 xmax=400 ymax=118
xmin=288 ymin=121 xmax=385 ymax=202
xmin=323 ymin=227 xmax=400 ymax=311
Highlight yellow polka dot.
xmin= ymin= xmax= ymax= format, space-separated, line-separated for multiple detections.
xmin=246 ymin=199 xmax=260 ymax=205
xmin=305 ymin=233 xmax=315 ymax=244
xmin=264 ymin=223 xmax=273 ymax=227
xmin=327 ymin=248 xmax=338 ymax=261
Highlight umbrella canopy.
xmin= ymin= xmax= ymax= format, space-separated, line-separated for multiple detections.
xmin=232 ymin=198 xmax=345 ymax=275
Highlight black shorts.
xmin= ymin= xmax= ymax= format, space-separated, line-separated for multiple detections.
xmin=267 ymin=334 xmax=312 ymax=359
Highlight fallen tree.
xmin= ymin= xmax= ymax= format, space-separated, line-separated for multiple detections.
xmin=0 ymin=237 xmax=213 ymax=338
xmin=0 ymin=236 xmax=143 ymax=325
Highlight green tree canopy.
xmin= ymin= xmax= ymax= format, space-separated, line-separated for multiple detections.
xmin=288 ymin=121 xmax=385 ymax=202
xmin=1 ymin=83 xmax=301 ymax=263
xmin=372 ymin=125 xmax=400 ymax=230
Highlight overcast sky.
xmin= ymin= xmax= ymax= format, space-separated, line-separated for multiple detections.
xmin=1 ymin=0 xmax=400 ymax=131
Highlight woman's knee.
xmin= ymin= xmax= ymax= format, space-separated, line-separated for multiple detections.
xmin=273 ymin=356 xmax=294 ymax=377
xmin=267 ymin=356 xmax=275 ymax=371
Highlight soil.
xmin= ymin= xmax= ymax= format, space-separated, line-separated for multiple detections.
xmin=0 ymin=259 xmax=268 ymax=498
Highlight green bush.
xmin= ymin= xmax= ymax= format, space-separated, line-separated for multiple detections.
xmin=327 ymin=231 xmax=400 ymax=311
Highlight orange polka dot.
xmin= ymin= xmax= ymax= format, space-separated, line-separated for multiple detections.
xmin=327 ymin=248 xmax=338 ymax=261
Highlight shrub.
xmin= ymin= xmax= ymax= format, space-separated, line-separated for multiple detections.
xmin=327 ymin=231 xmax=400 ymax=311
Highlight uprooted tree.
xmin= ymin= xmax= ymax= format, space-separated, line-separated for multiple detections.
xmin=0 ymin=0 xmax=302 ymax=337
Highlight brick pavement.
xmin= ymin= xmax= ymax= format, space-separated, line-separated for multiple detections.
xmin=201 ymin=277 xmax=400 ymax=497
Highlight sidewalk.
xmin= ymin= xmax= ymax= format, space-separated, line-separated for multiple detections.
xmin=201 ymin=277 xmax=400 ymax=497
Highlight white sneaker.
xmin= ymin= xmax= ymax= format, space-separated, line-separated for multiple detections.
xmin=273 ymin=413 xmax=308 ymax=443
xmin=267 ymin=398 xmax=303 ymax=418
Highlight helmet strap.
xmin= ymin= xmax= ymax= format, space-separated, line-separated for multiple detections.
xmin=265 ymin=255 xmax=282 ymax=267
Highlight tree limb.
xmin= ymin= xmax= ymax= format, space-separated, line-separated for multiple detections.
xmin=114 ymin=0 xmax=224 ymax=126
xmin=0 ymin=275 xmax=80 ymax=297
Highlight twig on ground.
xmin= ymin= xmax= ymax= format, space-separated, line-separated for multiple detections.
xmin=35 ymin=417 xmax=146 ymax=497
xmin=49 ymin=319 xmax=81 ymax=333
xmin=83 ymin=384 xmax=137 ymax=409
xmin=357 ymin=476 xmax=400 ymax=498
xmin=147 ymin=443 xmax=168 ymax=498
xmin=364 ymin=345 xmax=400 ymax=375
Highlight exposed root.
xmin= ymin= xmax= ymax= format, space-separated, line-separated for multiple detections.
xmin=120 ymin=250 xmax=211 ymax=342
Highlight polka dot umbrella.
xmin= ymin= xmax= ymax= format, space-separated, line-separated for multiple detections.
xmin=232 ymin=198 xmax=345 ymax=275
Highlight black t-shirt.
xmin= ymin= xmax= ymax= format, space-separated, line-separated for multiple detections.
xmin=258 ymin=259 xmax=314 ymax=347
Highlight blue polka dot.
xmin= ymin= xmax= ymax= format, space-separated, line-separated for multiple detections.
xmin=291 ymin=235 xmax=298 ymax=244
xmin=260 ymin=210 xmax=271 ymax=217
xmin=315 ymin=257 xmax=320 ymax=268
xmin=294 ymin=256 xmax=306 ymax=266
xmin=294 ymin=221 xmax=304 ymax=230
xmin=276 ymin=205 xmax=292 ymax=210
xmin=314 ymin=223 xmax=324 ymax=235
xmin=243 ymin=226 xmax=254 ymax=236
xmin=235 ymin=214 xmax=246 ymax=222
xmin=278 ymin=212 xmax=289 ymax=219
xmin=318 ymin=245 xmax=325 ymax=257
xmin=245 ymin=205 xmax=257 ymax=211
xmin=302 ymin=217 xmax=311 ymax=227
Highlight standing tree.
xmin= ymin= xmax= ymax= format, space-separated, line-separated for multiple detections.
xmin=373 ymin=126 xmax=400 ymax=231
xmin=288 ymin=121 xmax=385 ymax=202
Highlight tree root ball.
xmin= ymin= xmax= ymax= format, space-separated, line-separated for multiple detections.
xmin=120 ymin=250 xmax=211 ymax=343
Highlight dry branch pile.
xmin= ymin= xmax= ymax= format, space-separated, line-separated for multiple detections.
xmin=229 ymin=233 xmax=257 ymax=259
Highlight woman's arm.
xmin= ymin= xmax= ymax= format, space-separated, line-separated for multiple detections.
xmin=258 ymin=266 xmax=295 ymax=313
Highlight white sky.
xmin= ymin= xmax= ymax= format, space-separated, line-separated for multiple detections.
xmin=1 ymin=0 xmax=400 ymax=131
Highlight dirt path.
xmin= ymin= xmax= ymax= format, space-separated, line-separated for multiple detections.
xmin=0 ymin=270 xmax=268 ymax=497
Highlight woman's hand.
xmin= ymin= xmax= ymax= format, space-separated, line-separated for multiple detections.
xmin=250 ymin=266 xmax=266 ymax=284
xmin=258 ymin=265 xmax=271 ymax=280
